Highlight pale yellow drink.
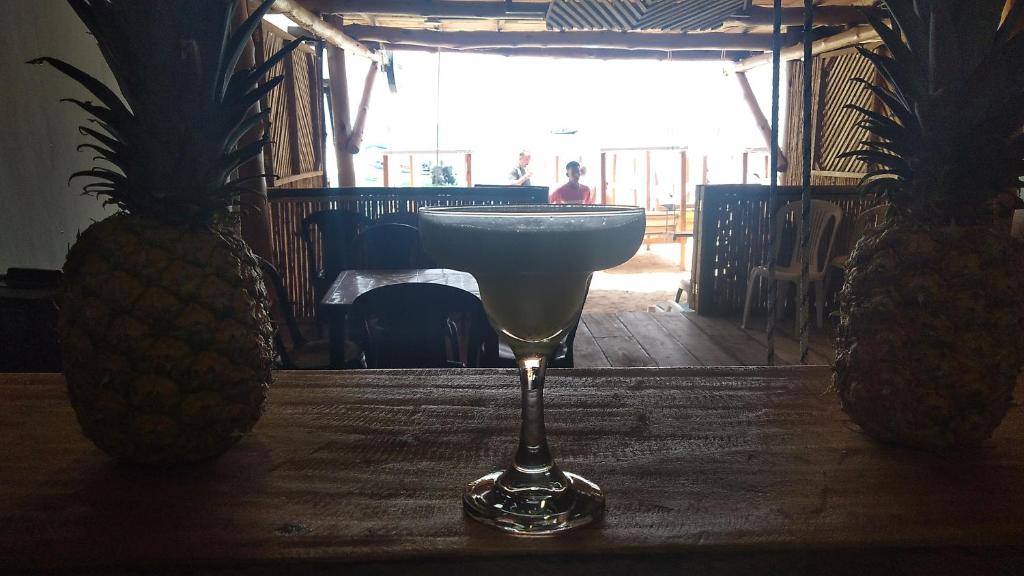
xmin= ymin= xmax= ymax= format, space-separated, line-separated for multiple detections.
xmin=419 ymin=205 xmax=645 ymax=356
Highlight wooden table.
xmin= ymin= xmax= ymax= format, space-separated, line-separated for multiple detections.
xmin=4 ymin=368 xmax=1024 ymax=574
xmin=321 ymin=268 xmax=481 ymax=367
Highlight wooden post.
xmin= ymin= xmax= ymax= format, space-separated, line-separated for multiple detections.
xmin=382 ymin=153 xmax=389 ymax=187
xmin=742 ymin=152 xmax=749 ymax=184
xmin=645 ymin=150 xmax=652 ymax=212
xmin=554 ymin=155 xmax=560 ymax=184
xmin=611 ymin=153 xmax=618 ymax=204
xmin=464 ymin=153 xmax=472 ymax=186
xmin=679 ymin=150 xmax=689 ymax=271
xmin=326 ymin=16 xmax=356 ymax=186
xmin=735 ymin=71 xmax=789 ymax=172
xmin=233 ymin=0 xmax=274 ymax=261
xmin=408 ymin=154 xmax=414 ymax=186
xmin=314 ymin=41 xmax=329 ymax=187
xmin=599 ymin=152 xmax=607 ymax=205
xmin=345 ymin=61 xmax=378 ymax=154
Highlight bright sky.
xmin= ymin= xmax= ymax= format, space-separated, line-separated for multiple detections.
xmin=336 ymin=51 xmax=784 ymax=188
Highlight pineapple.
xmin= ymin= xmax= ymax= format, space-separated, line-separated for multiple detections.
xmin=834 ymin=0 xmax=1024 ymax=449
xmin=33 ymin=0 xmax=300 ymax=464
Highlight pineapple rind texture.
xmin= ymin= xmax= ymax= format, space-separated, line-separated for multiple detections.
xmin=834 ymin=224 xmax=1024 ymax=449
xmin=59 ymin=214 xmax=275 ymax=465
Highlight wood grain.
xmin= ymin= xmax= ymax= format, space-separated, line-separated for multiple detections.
xmin=3 ymin=369 xmax=1024 ymax=575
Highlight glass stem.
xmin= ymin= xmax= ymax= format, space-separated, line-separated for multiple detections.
xmin=514 ymin=355 xmax=554 ymax=471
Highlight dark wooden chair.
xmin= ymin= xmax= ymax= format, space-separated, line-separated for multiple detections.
xmin=482 ymin=278 xmax=591 ymax=369
xmin=375 ymin=211 xmax=421 ymax=227
xmin=351 ymin=223 xmax=434 ymax=270
xmin=300 ymin=210 xmax=371 ymax=305
xmin=0 ymin=268 xmax=62 ymax=372
xmin=349 ymin=283 xmax=488 ymax=369
xmin=258 ymin=256 xmax=362 ymax=369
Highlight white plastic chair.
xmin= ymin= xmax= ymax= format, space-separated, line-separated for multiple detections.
xmin=742 ymin=200 xmax=844 ymax=332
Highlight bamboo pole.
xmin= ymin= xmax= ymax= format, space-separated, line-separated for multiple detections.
xmin=298 ymin=0 xmax=547 ymax=19
xmin=343 ymin=26 xmax=776 ymax=51
xmin=735 ymin=25 xmax=878 ymax=72
xmin=464 ymin=153 xmax=472 ymax=186
xmin=383 ymin=44 xmax=755 ymax=61
xmin=326 ymin=15 xmax=356 ymax=186
xmin=345 ymin=61 xmax=379 ymax=154
xmin=735 ymin=71 xmax=789 ymax=172
xmin=272 ymin=0 xmax=378 ymax=61
xmin=724 ymin=6 xmax=877 ymax=27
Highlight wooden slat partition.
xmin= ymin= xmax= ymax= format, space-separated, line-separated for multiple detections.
xmin=691 ymin=184 xmax=875 ymax=316
xmin=268 ymin=186 xmax=549 ymax=318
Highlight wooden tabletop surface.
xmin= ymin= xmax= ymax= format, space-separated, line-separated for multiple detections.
xmin=321 ymin=268 xmax=479 ymax=308
xmin=3 ymin=368 xmax=1024 ymax=575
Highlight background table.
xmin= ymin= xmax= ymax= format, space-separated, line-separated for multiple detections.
xmin=3 ymin=367 xmax=1024 ymax=574
xmin=321 ymin=268 xmax=480 ymax=366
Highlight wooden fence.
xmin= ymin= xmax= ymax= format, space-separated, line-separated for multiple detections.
xmin=268 ymin=186 xmax=549 ymax=319
xmin=691 ymin=184 xmax=877 ymax=316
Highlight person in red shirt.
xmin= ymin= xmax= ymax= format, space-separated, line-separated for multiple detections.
xmin=550 ymin=161 xmax=595 ymax=204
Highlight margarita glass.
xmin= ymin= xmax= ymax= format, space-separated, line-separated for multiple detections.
xmin=419 ymin=204 xmax=645 ymax=535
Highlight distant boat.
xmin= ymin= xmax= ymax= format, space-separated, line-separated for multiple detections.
xmin=550 ymin=128 xmax=578 ymax=135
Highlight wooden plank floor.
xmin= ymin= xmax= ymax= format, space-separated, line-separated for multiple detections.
xmin=576 ymin=311 xmax=834 ymax=368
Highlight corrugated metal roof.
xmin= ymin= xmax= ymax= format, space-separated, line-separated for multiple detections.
xmin=547 ymin=0 xmax=750 ymax=32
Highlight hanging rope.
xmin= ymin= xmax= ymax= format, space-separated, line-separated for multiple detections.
xmin=767 ymin=0 xmax=783 ymax=366
xmin=799 ymin=0 xmax=814 ymax=364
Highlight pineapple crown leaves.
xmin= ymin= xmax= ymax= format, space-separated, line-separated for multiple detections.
xmin=841 ymin=0 xmax=1024 ymax=226
xmin=28 ymin=0 xmax=302 ymax=227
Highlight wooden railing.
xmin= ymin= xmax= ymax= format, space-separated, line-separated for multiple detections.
xmin=691 ymin=184 xmax=876 ymax=316
xmin=267 ymin=186 xmax=549 ymax=319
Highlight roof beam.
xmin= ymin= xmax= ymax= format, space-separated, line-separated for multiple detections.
xmin=271 ymin=0 xmax=379 ymax=61
xmin=724 ymin=6 xmax=881 ymax=27
xmin=734 ymin=25 xmax=879 ymax=72
xmin=343 ymin=26 xmax=776 ymax=51
xmin=296 ymin=0 xmax=548 ymax=19
xmin=383 ymin=44 xmax=754 ymax=61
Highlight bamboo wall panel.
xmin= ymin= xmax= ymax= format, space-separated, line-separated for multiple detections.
xmin=691 ymin=184 xmax=875 ymax=316
xmin=783 ymin=48 xmax=879 ymax=186
xmin=261 ymin=32 xmax=293 ymax=181
xmin=289 ymin=49 xmax=319 ymax=175
xmin=268 ymin=187 xmax=550 ymax=319
xmin=258 ymin=26 xmax=325 ymax=190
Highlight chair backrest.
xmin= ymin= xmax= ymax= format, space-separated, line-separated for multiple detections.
xmin=376 ymin=211 xmax=421 ymax=227
xmin=350 ymin=283 xmax=487 ymax=369
xmin=352 ymin=223 xmax=432 ymax=270
xmin=300 ymin=210 xmax=370 ymax=285
xmin=257 ymin=256 xmax=307 ymax=369
xmin=773 ymin=200 xmax=844 ymax=277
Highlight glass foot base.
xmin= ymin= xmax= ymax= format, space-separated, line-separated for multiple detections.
xmin=463 ymin=470 xmax=605 ymax=535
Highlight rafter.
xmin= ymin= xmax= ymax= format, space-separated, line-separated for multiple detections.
xmin=272 ymin=0 xmax=379 ymax=60
xmin=343 ymin=25 xmax=776 ymax=51
xmin=296 ymin=0 xmax=548 ymax=19
xmin=381 ymin=44 xmax=754 ymax=61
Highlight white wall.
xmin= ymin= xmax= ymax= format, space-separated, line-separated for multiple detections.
xmin=0 ymin=0 xmax=115 ymax=271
